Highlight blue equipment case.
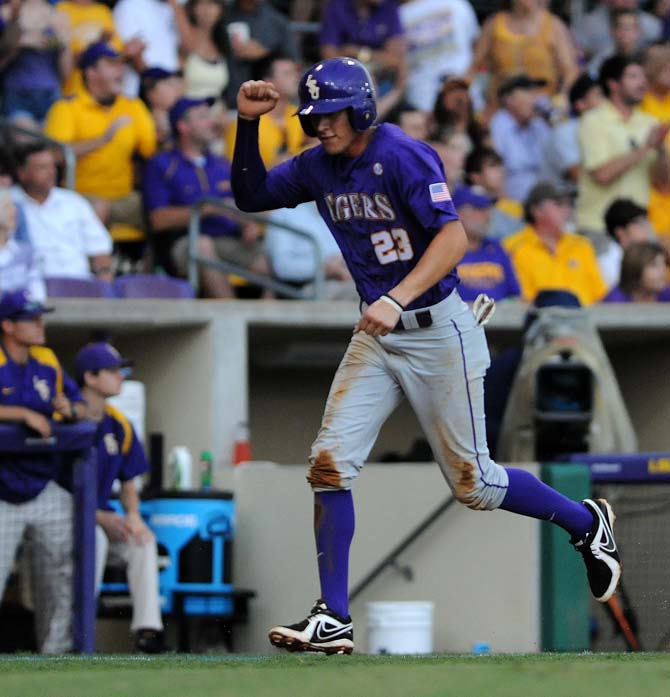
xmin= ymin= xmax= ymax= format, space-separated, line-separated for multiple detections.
xmin=102 ymin=490 xmax=236 ymax=616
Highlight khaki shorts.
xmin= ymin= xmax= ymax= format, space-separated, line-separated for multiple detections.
xmin=85 ymin=191 xmax=145 ymax=231
xmin=171 ymin=235 xmax=266 ymax=276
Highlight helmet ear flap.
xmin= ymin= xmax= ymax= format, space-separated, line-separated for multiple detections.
xmin=350 ymin=103 xmax=376 ymax=132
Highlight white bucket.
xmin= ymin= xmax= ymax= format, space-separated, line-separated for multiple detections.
xmin=366 ymin=601 xmax=434 ymax=654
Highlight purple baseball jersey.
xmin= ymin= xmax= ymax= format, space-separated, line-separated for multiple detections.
xmin=94 ymin=405 xmax=148 ymax=511
xmin=319 ymin=0 xmax=404 ymax=50
xmin=265 ymin=123 xmax=460 ymax=310
xmin=457 ymin=238 xmax=521 ymax=302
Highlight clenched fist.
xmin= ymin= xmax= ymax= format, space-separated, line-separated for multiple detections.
xmin=237 ymin=80 xmax=280 ymax=120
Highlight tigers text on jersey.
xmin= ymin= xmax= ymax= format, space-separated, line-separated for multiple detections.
xmin=0 ymin=343 xmax=81 ymax=503
xmin=265 ymin=123 xmax=460 ymax=310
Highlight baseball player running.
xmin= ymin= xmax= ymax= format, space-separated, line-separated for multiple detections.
xmin=231 ymin=58 xmax=621 ymax=655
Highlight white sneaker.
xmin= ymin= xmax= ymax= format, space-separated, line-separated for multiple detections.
xmin=268 ymin=599 xmax=354 ymax=655
xmin=573 ymin=498 xmax=622 ymax=602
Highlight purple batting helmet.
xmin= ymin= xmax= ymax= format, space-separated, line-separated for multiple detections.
xmin=295 ymin=57 xmax=377 ymax=137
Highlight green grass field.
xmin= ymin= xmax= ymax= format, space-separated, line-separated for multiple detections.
xmin=2 ymin=653 xmax=670 ymax=697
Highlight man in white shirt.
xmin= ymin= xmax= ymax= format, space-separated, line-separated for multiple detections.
xmin=12 ymin=143 xmax=113 ymax=281
xmin=0 ymin=189 xmax=46 ymax=300
xmin=399 ymin=0 xmax=479 ymax=111
xmin=113 ymin=0 xmax=180 ymax=98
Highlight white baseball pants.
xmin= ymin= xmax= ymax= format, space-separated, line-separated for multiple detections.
xmin=95 ymin=526 xmax=163 ymax=632
xmin=308 ymin=290 xmax=510 ymax=510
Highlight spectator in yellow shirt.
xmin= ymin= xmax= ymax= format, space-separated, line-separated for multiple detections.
xmin=576 ymin=54 xmax=670 ymax=241
xmin=44 ymin=42 xmax=156 ymax=230
xmin=640 ymin=42 xmax=670 ymax=244
xmin=57 ymin=0 xmax=123 ymax=96
xmin=224 ymin=57 xmax=308 ymax=166
xmin=503 ymin=182 xmax=608 ymax=305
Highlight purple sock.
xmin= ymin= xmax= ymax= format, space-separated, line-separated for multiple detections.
xmin=499 ymin=468 xmax=593 ymax=539
xmin=314 ymin=490 xmax=354 ymax=619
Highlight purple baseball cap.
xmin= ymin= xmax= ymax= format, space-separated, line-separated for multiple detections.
xmin=0 ymin=289 xmax=53 ymax=322
xmin=78 ymin=42 xmax=120 ymax=70
xmin=142 ymin=67 xmax=180 ymax=81
xmin=74 ymin=342 xmax=133 ymax=381
xmin=168 ymin=96 xmax=215 ymax=132
xmin=452 ymin=185 xmax=494 ymax=210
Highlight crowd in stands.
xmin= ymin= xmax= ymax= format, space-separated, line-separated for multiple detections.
xmin=0 ymin=0 xmax=667 ymax=305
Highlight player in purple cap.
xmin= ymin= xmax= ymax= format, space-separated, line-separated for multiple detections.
xmin=0 ymin=289 xmax=86 ymax=653
xmin=231 ymin=57 xmax=622 ymax=655
xmin=73 ymin=342 xmax=166 ymax=653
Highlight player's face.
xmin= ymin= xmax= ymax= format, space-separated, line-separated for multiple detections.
xmin=311 ymin=110 xmax=368 ymax=157
xmin=641 ymin=253 xmax=668 ymax=294
xmin=89 ymin=366 xmax=125 ymax=398
xmin=8 ymin=316 xmax=46 ymax=347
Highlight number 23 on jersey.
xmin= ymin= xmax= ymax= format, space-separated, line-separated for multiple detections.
xmin=371 ymin=228 xmax=414 ymax=264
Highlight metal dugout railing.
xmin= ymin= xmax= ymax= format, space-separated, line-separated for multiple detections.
xmin=187 ymin=197 xmax=325 ymax=300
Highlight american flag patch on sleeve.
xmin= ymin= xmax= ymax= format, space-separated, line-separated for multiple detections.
xmin=429 ymin=182 xmax=451 ymax=202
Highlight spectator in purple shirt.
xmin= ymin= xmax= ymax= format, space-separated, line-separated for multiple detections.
xmin=319 ymin=0 xmax=406 ymax=102
xmin=453 ymin=184 xmax=521 ymax=302
xmin=603 ymin=239 xmax=670 ymax=302
xmin=143 ymin=96 xmax=270 ymax=298
xmin=0 ymin=0 xmax=72 ymax=124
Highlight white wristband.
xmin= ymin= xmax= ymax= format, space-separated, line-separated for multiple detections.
xmin=379 ymin=294 xmax=404 ymax=313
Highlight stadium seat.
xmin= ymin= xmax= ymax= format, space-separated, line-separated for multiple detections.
xmin=46 ymin=277 xmax=116 ymax=298
xmin=113 ymin=274 xmax=195 ymax=299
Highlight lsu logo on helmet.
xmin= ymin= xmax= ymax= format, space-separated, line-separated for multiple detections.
xmin=306 ymin=74 xmax=320 ymax=100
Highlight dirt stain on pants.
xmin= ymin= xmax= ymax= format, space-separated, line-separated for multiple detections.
xmin=307 ymin=449 xmax=342 ymax=489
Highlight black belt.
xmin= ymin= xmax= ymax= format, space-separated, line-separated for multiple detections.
xmin=394 ymin=309 xmax=433 ymax=332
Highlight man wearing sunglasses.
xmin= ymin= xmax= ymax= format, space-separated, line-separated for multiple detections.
xmin=74 ymin=342 xmax=166 ymax=653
